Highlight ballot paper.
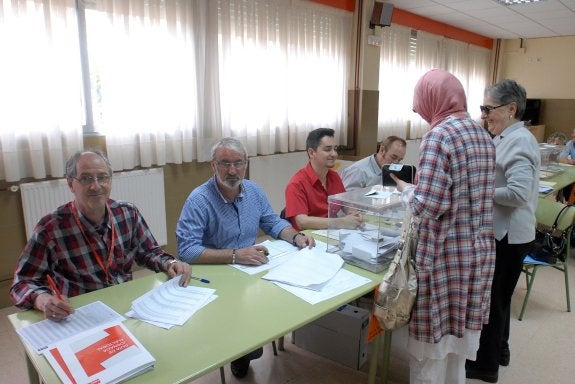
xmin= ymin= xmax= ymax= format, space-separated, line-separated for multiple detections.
xmin=17 ymin=301 xmax=125 ymax=354
xmin=231 ymin=239 xmax=299 ymax=275
xmin=129 ymin=277 xmax=216 ymax=327
xmin=261 ymin=246 xmax=344 ymax=290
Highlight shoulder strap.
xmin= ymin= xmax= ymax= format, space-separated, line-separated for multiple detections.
xmin=552 ymin=204 xmax=571 ymax=229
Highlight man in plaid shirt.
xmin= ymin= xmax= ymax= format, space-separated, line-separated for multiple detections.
xmin=10 ymin=149 xmax=190 ymax=321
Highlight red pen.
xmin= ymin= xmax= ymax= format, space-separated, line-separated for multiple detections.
xmin=46 ymin=275 xmax=63 ymax=301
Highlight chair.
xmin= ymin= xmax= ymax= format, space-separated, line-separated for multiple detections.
xmin=518 ymin=199 xmax=574 ymax=320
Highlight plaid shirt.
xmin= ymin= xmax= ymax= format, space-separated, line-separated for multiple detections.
xmin=10 ymin=199 xmax=174 ymax=309
xmin=408 ymin=116 xmax=496 ymax=344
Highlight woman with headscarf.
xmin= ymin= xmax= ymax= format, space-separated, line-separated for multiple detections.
xmin=465 ymin=79 xmax=540 ymax=383
xmin=391 ymin=69 xmax=496 ymax=383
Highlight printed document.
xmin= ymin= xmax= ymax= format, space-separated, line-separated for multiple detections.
xmin=231 ymin=240 xmax=299 ymax=275
xmin=262 ymin=246 xmax=344 ymax=290
xmin=45 ymin=322 xmax=155 ymax=384
xmin=129 ymin=276 xmax=216 ymax=326
xmin=17 ymin=301 xmax=125 ymax=354
xmin=273 ymin=268 xmax=371 ymax=305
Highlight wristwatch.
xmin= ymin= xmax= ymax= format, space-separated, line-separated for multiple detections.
xmin=292 ymin=232 xmax=305 ymax=246
xmin=166 ymin=259 xmax=178 ymax=271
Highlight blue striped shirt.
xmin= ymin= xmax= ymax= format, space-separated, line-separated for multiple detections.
xmin=176 ymin=176 xmax=290 ymax=262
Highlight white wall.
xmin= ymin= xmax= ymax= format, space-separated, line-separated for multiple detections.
xmin=249 ymin=152 xmax=309 ymax=213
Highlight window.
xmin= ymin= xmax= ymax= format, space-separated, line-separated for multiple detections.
xmin=377 ymin=24 xmax=491 ymax=141
xmin=0 ymin=0 xmax=351 ymax=180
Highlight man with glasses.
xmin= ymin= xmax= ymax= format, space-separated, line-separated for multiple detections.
xmin=340 ymin=135 xmax=407 ymax=191
xmin=10 ymin=149 xmax=191 ymax=321
xmin=176 ymin=137 xmax=314 ymax=378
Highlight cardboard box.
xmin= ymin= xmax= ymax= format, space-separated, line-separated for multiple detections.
xmin=293 ymin=304 xmax=369 ymax=369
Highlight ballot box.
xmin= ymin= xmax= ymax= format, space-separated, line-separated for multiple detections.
xmin=293 ymin=304 xmax=369 ymax=370
xmin=326 ymin=186 xmax=406 ymax=273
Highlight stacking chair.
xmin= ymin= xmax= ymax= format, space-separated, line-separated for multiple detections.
xmin=518 ymin=199 xmax=574 ymax=320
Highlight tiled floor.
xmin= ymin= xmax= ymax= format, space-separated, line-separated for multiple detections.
xmin=3 ymin=258 xmax=575 ymax=384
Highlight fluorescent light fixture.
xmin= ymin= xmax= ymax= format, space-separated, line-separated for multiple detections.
xmin=494 ymin=0 xmax=546 ymax=5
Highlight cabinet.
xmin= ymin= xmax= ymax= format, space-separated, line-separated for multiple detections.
xmin=327 ymin=186 xmax=405 ymax=273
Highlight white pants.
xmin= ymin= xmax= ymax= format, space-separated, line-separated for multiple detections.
xmin=409 ymin=353 xmax=466 ymax=384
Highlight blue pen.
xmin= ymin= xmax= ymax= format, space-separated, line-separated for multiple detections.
xmin=191 ymin=276 xmax=210 ymax=284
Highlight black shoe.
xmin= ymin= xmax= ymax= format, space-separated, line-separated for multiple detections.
xmin=231 ymin=357 xmax=250 ymax=378
xmin=499 ymin=348 xmax=510 ymax=366
xmin=230 ymin=347 xmax=263 ymax=378
xmin=466 ymin=366 xmax=498 ymax=383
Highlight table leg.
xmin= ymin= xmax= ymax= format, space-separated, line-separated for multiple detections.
xmin=380 ymin=331 xmax=392 ymax=384
xmin=367 ymin=333 xmax=381 ymax=384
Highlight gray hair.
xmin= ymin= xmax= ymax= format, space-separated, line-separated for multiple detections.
xmin=484 ymin=79 xmax=527 ymax=120
xmin=210 ymin=137 xmax=248 ymax=161
xmin=65 ymin=149 xmax=112 ymax=178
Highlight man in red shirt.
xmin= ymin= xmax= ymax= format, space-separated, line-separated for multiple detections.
xmin=284 ymin=128 xmax=365 ymax=231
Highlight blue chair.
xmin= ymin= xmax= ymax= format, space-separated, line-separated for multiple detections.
xmin=518 ymin=199 xmax=574 ymax=320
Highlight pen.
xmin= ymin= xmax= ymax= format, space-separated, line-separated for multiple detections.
xmin=259 ymin=250 xmax=270 ymax=256
xmin=191 ymin=276 xmax=210 ymax=284
xmin=46 ymin=275 xmax=63 ymax=300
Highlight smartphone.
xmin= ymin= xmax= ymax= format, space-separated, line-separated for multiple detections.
xmin=381 ymin=164 xmax=416 ymax=186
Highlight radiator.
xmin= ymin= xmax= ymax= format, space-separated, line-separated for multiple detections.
xmin=20 ymin=168 xmax=167 ymax=246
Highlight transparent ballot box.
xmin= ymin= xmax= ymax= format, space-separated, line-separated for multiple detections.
xmin=327 ymin=186 xmax=406 ymax=273
xmin=539 ymin=143 xmax=563 ymax=175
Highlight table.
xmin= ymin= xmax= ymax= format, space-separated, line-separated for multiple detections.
xmin=9 ymin=262 xmax=390 ymax=384
xmin=539 ymin=164 xmax=575 ymax=195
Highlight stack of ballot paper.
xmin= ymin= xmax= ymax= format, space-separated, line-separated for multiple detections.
xmin=127 ymin=276 xmax=217 ymax=329
xmin=16 ymin=301 xmax=155 ymax=384
xmin=261 ymin=242 xmax=372 ymax=305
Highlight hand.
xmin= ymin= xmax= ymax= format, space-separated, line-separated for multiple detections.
xmin=390 ymin=173 xmax=409 ymax=192
xmin=236 ymin=246 xmax=270 ymax=265
xmin=167 ymin=260 xmax=192 ymax=287
xmin=340 ymin=212 xmax=365 ymax=230
xmin=35 ymin=293 xmax=74 ymax=322
xmin=294 ymin=233 xmax=316 ymax=249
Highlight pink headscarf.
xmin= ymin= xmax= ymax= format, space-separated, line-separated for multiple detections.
xmin=413 ymin=69 xmax=468 ymax=128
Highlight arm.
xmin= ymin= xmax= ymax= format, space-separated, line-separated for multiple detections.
xmin=293 ymin=213 xmax=364 ymax=230
xmin=126 ymin=205 xmax=190 ymax=286
xmin=10 ymin=232 xmax=75 ymax=320
xmin=494 ymin=136 xmax=539 ymax=208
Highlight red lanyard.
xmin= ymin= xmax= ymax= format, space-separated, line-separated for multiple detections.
xmin=72 ymin=202 xmax=116 ymax=284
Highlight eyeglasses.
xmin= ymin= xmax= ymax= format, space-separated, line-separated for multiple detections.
xmin=216 ymin=160 xmax=247 ymax=169
xmin=73 ymin=174 xmax=111 ymax=186
xmin=480 ymin=104 xmax=508 ymax=114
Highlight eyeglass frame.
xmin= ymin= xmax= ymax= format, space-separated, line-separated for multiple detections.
xmin=215 ymin=160 xmax=247 ymax=169
xmin=479 ymin=103 xmax=508 ymax=114
xmin=73 ymin=174 xmax=112 ymax=186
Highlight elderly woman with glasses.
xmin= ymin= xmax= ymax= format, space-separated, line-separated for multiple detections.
xmin=466 ymin=80 xmax=541 ymax=383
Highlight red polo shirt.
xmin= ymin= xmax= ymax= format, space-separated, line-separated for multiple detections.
xmin=285 ymin=162 xmax=346 ymax=231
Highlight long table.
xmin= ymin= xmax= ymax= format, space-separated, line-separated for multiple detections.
xmin=9 ymin=263 xmax=390 ymax=384
xmin=539 ymin=164 xmax=575 ymax=195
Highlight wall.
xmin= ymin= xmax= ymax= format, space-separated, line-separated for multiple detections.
xmin=498 ymin=37 xmax=575 ymax=99
xmin=498 ymin=36 xmax=575 ymax=140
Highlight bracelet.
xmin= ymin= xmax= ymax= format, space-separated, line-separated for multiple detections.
xmin=232 ymin=249 xmax=236 ymax=264
xmin=292 ymin=232 xmax=305 ymax=246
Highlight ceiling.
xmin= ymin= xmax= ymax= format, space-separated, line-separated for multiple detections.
xmin=387 ymin=0 xmax=575 ymax=39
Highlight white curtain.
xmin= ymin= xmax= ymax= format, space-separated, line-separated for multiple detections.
xmin=0 ymin=0 xmax=84 ymax=182
xmin=86 ymin=0 xmax=202 ymax=170
xmin=88 ymin=0 xmax=351 ymax=167
xmin=377 ymin=26 xmax=491 ymax=140
xmin=216 ymin=0 xmax=350 ymax=157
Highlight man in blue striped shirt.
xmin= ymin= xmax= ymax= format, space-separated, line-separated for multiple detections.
xmin=176 ymin=137 xmax=314 ymax=378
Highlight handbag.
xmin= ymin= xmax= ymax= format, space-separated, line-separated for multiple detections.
xmin=529 ymin=204 xmax=571 ymax=264
xmin=373 ymin=209 xmax=418 ymax=331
